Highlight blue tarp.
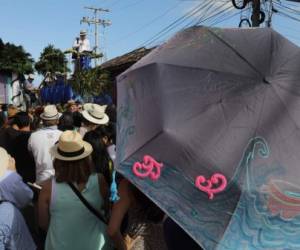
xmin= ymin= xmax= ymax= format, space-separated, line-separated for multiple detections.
xmin=40 ymin=79 xmax=74 ymax=104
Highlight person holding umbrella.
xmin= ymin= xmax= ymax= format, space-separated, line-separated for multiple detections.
xmin=107 ymin=178 xmax=167 ymax=250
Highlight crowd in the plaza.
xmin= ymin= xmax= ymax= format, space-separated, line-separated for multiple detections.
xmin=0 ymin=101 xmax=202 ymax=250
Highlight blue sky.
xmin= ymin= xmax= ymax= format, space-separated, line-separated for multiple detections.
xmin=0 ymin=0 xmax=300 ymax=80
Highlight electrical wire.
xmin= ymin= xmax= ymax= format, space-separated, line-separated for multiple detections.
xmin=209 ymin=6 xmax=245 ymax=26
xmin=142 ymin=1 xmax=233 ymax=47
xmin=140 ymin=0 xmax=211 ymax=47
xmin=109 ymin=2 xmax=183 ymax=45
xmin=131 ymin=0 xmax=300 ymax=51
xmin=207 ymin=6 xmax=237 ymax=26
xmin=106 ymin=0 xmax=122 ymax=8
xmin=194 ymin=1 xmax=231 ymax=25
xmin=194 ymin=1 xmax=219 ymax=23
xmin=273 ymin=1 xmax=300 ymax=15
xmin=276 ymin=9 xmax=300 ymax=22
xmin=113 ymin=0 xmax=146 ymax=11
xmin=182 ymin=1 xmax=223 ymax=28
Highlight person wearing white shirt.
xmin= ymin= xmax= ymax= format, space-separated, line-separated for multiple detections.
xmin=72 ymin=30 xmax=92 ymax=71
xmin=28 ymin=105 xmax=62 ymax=183
xmin=73 ymin=30 xmax=91 ymax=53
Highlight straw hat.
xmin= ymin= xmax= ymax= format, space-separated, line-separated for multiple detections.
xmin=80 ymin=30 xmax=87 ymax=36
xmin=51 ymin=131 xmax=93 ymax=161
xmin=0 ymin=147 xmax=10 ymax=178
xmin=82 ymin=103 xmax=109 ymax=125
xmin=40 ymin=105 xmax=59 ymax=120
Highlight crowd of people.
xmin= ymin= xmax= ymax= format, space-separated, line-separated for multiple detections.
xmin=0 ymin=101 xmax=202 ymax=250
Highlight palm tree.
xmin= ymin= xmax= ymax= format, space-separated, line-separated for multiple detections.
xmin=70 ymin=67 xmax=111 ymax=97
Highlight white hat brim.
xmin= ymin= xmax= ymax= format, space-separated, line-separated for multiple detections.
xmin=40 ymin=113 xmax=60 ymax=120
xmin=82 ymin=110 xmax=109 ymax=125
xmin=50 ymin=141 xmax=93 ymax=161
xmin=0 ymin=148 xmax=9 ymax=178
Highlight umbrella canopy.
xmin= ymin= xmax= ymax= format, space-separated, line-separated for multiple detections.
xmin=116 ymin=26 xmax=300 ymax=249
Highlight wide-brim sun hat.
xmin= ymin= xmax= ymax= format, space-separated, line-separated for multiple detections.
xmin=80 ymin=30 xmax=87 ymax=36
xmin=40 ymin=105 xmax=60 ymax=120
xmin=0 ymin=147 xmax=9 ymax=178
xmin=51 ymin=130 xmax=93 ymax=161
xmin=82 ymin=103 xmax=109 ymax=125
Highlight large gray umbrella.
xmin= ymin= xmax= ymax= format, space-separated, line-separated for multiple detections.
xmin=116 ymin=26 xmax=300 ymax=249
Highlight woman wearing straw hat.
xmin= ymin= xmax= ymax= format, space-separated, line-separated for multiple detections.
xmin=38 ymin=131 xmax=113 ymax=250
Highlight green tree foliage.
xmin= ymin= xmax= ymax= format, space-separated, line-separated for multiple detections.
xmin=35 ymin=44 xmax=69 ymax=77
xmin=70 ymin=67 xmax=112 ymax=97
xmin=0 ymin=39 xmax=34 ymax=75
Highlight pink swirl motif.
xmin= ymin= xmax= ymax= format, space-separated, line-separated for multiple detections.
xmin=195 ymin=173 xmax=227 ymax=200
xmin=132 ymin=155 xmax=163 ymax=181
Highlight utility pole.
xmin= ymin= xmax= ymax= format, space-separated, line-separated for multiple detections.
xmin=251 ymin=0 xmax=261 ymax=27
xmin=81 ymin=7 xmax=111 ymax=66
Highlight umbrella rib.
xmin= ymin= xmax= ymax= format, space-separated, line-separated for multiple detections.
xmin=207 ymin=29 xmax=266 ymax=82
xmin=123 ymin=130 xmax=165 ymax=163
xmin=272 ymin=50 xmax=300 ymax=77
xmin=161 ymin=62 xmax=261 ymax=83
xmin=270 ymin=85 xmax=300 ymax=132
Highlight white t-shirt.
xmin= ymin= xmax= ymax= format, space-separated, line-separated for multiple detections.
xmin=28 ymin=126 xmax=62 ymax=183
xmin=73 ymin=38 xmax=91 ymax=53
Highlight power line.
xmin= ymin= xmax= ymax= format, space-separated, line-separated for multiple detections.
xmin=192 ymin=2 xmax=235 ymax=27
xmin=109 ymin=2 xmax=183 ymax=45
xmin=113 ymin=0 xmax=146 ymax=11
xmin=183 ymin=2 xmax=236 ymax=30
xmin=206 ymin=6 xmax=236 ymax=26
xmin=106 ymin=0 xmax=122 ymax=8
xmin=182 ymin=1 xmax=218 ymax=28
xmin=209 ymin=7 xmax=246 ymax=26
xmin=141 ymin=1 xmax=236 ymax=48
xmin=273 ymin=1 xmax=300 ymax=15
xmin=192 ymin=1 xmax=225 ymax=25
xmin=141 ymin=1 xmax=210 ymax=46
xmin=276 ymin=9 xmax=300 ymax=22
xmin=140 ymin=1 xmax=214 ymax=47
xmin=276 ymin=0 xmax=300 ymax=8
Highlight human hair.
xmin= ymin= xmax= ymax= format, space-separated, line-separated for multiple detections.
xmin=14 ymin=111 xmax=30 ymax=129
xmin=0 ymin=112 xmax=5 ymax=128
xmin=106 ymin=105 xmax=116 ymax=123
xmin=96 ymin=122 xmax=116 ymax=145
xmin=54 ymin=156 xmax=94 ymax=184
xmin=83 ymin=130 xmax=111 ymax=183
xmin=43 ymin=119 xmax=58 ymax=127
xmin=72 ymin=111 xmax=83 ymax=128
xmin=82 ymin=116 xmax=96 ymax=126
xmin=58 ymin=112 xmax=74 ymax=131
